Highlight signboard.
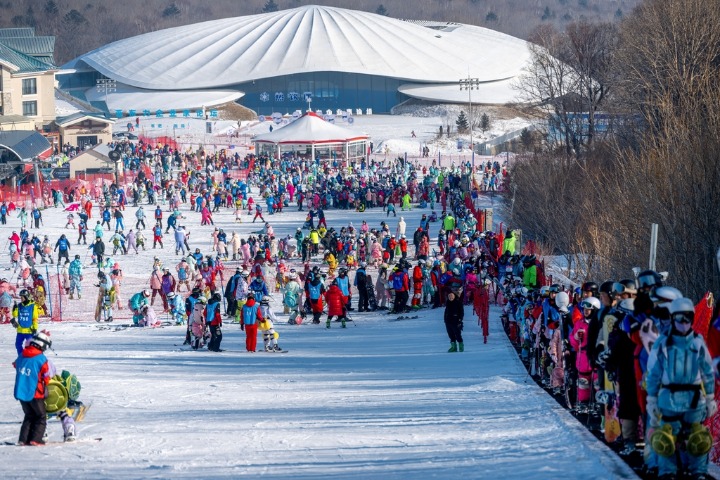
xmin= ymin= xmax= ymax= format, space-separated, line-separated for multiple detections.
xmin=54 ymin=164 xmax=71 ymax=180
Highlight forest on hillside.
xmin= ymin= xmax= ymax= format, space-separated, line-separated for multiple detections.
xmin=1 ymin=0 xmax=640 ymax=65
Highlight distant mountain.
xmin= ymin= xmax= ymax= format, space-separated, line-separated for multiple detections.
xmin=2 ymin=0 xmax=641 ymax=65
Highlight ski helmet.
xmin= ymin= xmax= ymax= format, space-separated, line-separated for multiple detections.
xmin=19 ymin=289 xmax=31 ymax=300
xmin=637 ymin=270 xmax=663 ymax=292
xmin=619 ymin=279 xmax=638 ymax=296
xmin=30 ymin=330 xmax=52 ymax=351
xmin=580 ymin=297 xmax=601 ymax=311
xmin=639 ymin=318 xmax=659 ymax=354
xmin=197 ymin=296 xmax=207 ymax=305
xmin=651 ymin=286 xmax=683 ymax=307
xmin=581 ymin=281 xmax=599 ymax=296
xmin=599 ymin=281 xmax=615 ymax=298
xmin=617 ymin=298 xmax=635 ymax=316
xmin=555 ymin=291 xmax=570 ymax=314
xmin=142 ymin=289 xmax=151 ymax=297
xmin=167 ymin=292 xmax=176 ymax=299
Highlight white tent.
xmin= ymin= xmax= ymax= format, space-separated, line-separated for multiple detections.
xmin=253 ymin=112 xmax=369 ymax=162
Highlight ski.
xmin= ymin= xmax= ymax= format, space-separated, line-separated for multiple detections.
xmin=3 ymin=437 xmax=102 ymax=446
xmin=73 ymin=402 xmax=92 ymax=422
xmin=390 ymin=315 xmax=419 ymax=321
xmin=256 ymin=349 xmax=289 ymax=353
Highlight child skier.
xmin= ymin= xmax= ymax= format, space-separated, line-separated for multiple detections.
xmin=188 ymin=295 xmax=207 ymax=350
xmin=166 ymin=291 xmax=186 ymax=325
xmin=258 ymin=297 xmax=282 ymax=351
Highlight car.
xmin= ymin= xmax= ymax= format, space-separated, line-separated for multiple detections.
xmin=112 ymin=132 xmax=129 ymax=140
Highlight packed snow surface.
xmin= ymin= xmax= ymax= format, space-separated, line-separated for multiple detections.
xmin=0 ymin=195 xmax=637 ymax=479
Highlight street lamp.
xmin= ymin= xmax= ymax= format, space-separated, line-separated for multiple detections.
xmin=459 ymin=76 xmax=481 ymax=170
xmin=96 ymin=78 xmax=117 ymax=112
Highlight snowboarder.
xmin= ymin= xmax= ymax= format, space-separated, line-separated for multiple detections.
xmin=258 ymin=297 xmax=282 ymax=351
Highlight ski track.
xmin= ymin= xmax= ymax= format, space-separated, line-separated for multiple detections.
xmin=0 ymin=193 xmax=638 ymax=478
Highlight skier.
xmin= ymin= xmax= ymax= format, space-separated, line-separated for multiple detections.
xmin=206 ymin=292 xmax=223 ymax=351
xmin=11 ymin=289 xmax=39 ymax=356
xmin=135 ymin=206 xmax=146 ymax=230
xmin=646 ymin=297 xmax=716 ymax=479
xmin=306 ymin=270 xmax=326 ymax=324
xmin=283 ymin=271 xmax=303 ymax=323
xmin=128 ymin=289 xmax=151 ymax=326
xmin=240 ymin=291 xmax=262 ymax=352
xmin=258 ymin=297 xmax=282 ymax=351
xmin=444 ymin=286 xmax=464 ymax=352
xmin=54 ymin=234 xmax=71 ymax=264
xmin=152 ymin=222 xmax=163 ymax=249
xmin=13 ymin=330 xmax=52 ymax=445
xmin=188 ymin=295 xmax=207 ymax=350
xmin=336 ymin=267 xmax=352 ymax=311
xmin=325 ymin=280 xmax=347 ymax=329
xmin=68 ymin=255 xmax=83 ymax=300
xmin=166 ymin=292 xmax=186 ymax=325
xmin=354 ymin=262 xmax=369 ymax=312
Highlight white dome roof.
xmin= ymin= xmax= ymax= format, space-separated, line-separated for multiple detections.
xmin=72 ymin=5 xmax=533 ymax=97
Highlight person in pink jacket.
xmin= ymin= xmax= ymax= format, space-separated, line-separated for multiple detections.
xmin=149 ymin=266 xmax=163 ymax=306
xmin=200 ymin=206 xmax=214 ymax=226
xmin=569 ymin=297 xmax=600 ymax=408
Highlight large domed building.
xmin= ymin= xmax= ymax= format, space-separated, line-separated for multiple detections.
xmin=59 ymin=5 xmax=534 ymax=115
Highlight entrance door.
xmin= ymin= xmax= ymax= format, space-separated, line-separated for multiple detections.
xmin=77 ymin=136 xmax=98 ymax=149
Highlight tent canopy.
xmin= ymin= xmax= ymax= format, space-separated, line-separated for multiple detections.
xmin=254 ymin=112 xmax=368 ymax=145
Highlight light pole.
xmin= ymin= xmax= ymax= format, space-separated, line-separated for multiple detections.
xmin=459 ymin=76 xmax=480 ymax=171
xmin=96 ymin=78 xmax=117 ymax=112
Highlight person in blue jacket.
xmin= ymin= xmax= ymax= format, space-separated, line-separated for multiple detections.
xmin=13 ymin=330 xmax=53 ymax=445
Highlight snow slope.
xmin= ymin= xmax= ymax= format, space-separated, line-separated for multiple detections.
xmin=0 ymin=191 xmax=636 ymax=478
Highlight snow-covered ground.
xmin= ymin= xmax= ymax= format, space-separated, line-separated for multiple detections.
xmin=0 ymin=192 xmax=637 ymax=478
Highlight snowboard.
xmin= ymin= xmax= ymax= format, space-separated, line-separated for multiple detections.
xmin=602 ymin=315 xmax=622 ymax=444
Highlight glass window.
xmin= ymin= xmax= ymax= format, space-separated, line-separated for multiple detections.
xmin=22 ymin=78 xmax=37 ymax=95
xmin=22 ymin=101 xmax=37 ymax=116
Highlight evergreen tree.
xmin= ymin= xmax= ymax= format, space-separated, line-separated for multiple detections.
xmin=456 ymin=111 xmax=469 ymax=133
xmin=480 ymin=113 xmax=491 ymax=133
xmin=376 ymin=4 xmax=388 ymax=16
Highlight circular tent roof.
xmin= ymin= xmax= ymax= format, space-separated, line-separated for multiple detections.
xmin=254 ymin=112 xmax=368 ymax=145
xmin=68 ymin=5 xmax=532 ymax=104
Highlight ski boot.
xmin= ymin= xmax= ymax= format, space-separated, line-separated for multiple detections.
xmin=448 ymin=342 xmax=457 ymax=353
xmin=273 ymin=344 xmax=282 ymax=352
xmin=341 ymin=319 xmax=346 ymax=328
xmin=78 ymin=294 xmax=81 ymax=300
xmin=265 ymin=344 xmax=273 ymax=352
xmin=60 ymin=411 xmax=76 ymax=442
xmin=69 ymin=293 xmax=74 ymax=300
xmin=326 ymin=319 xmax=331 ymax=329
xmin=458 ymin=342 xmax=464 ymax=352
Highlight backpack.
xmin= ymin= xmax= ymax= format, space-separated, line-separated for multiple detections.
xmin=392 ymin=273 xmax=404 ymax=290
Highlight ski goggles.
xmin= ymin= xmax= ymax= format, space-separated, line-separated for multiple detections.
xmin=671 ymin=313 xmax=693 ymax=324
xmin=580 ymin=300 xmax=597 ymax=310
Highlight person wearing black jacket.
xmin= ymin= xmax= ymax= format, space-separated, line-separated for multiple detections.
xmin=354 ymin=263 xmax=369 ymax=312
xmin=444 ymin=289 xmax=465 ymax=352
xmin=224 ymin=269 xmax=242 ymax=318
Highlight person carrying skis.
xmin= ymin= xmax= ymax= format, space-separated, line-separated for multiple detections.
xmin=11 ymin=289 xmax=39 ymax=356
xmin=646 ymin=297 xmax=716 ymax=479
xmin=68 ymin=255 xmax=83 ymax=300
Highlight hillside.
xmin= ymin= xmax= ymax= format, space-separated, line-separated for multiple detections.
xmin=4 ymin=0 xmax=641 ymax=65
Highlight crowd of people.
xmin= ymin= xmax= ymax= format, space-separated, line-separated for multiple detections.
xmin=10 ymin=136 xmax=719 ymax=478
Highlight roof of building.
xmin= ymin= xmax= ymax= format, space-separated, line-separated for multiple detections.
xmin=0 ymin=130 xmax=52 ymax=161
xmin=0 ymin=114 xmax=33 ymax=125
xmin=254 ymin=112 xmax=368 ymax=145
xmin=56 ymin=112 xmax=115 ymax=127
xmin=65 ymin=5 xmax=530 ymax=104
xmin=0 ymin=28 xmax=35 ymax=38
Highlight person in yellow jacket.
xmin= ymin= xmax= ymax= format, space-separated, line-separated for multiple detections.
xmin=11 ymin=289 xmax=39 ymax=356
xmin=309 ymin=229 xmax=320 ymax=256
xmin=324 ymin=251 xmax=338 ymax=277
xmin=502 ymin=229 xmax=516 ymax=255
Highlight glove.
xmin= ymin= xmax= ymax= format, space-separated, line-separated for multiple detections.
xmin=31 ymin=328 xmax=37 ymax=335
xmin=707 ymin=399 xmax=718 ymax=418
xmin=646 ymin=396 xmax=660 ymax=428
xmin=10 ymin=319 xmax=18 ymax=328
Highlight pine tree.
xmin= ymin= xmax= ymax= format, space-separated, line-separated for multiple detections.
xmin=520 ymin=128 xmax=533 ymax=151
xmin=376 ymin=5 xmax=388 ymax=16
xmin=456 ymin=111 xmax=469 ymax=133
xmin=480 ymin=113 xmax=491 ymax=133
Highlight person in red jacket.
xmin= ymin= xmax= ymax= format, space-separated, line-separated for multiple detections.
xmin=411 ymin=260 xmax=424 ymax=307
xmin=325 ymin=280 xmax=347 ymax=328
xmin=13 ymin=330 xmax=53 ymax=445
xmin=399 ymin=235 xmax=408 ymax=259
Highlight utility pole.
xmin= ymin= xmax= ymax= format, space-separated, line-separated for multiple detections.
xmin=459 ymin=76 xmax=481 ymax=171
